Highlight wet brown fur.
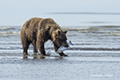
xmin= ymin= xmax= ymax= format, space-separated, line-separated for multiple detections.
xmin=20 ymin=17 xmax=68 ymax=58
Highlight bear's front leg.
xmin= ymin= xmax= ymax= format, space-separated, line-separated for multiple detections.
xmin=36 ymin=39 xmax=46 ymax=57
xmin=59 ymin=52 xmax=68 ymax=57
xmin=38 ymin=43 xmax=46 ymax=56
xmin=54 ymin=44 xmax=68 ymax=56
xmin=36 ymin=32 xmax=47 ymax=57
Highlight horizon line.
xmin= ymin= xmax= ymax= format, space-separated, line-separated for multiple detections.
xmin=49 ymin=12 xmax=120 ymax=15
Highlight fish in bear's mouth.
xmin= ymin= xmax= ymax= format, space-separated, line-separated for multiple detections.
xmin=57 ymin=41 xmax=73 ymax=53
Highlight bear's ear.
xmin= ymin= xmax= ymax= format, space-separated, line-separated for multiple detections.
xmin=63 ymin=30 xmax=67 ymax=34
xmin=56 ymin=29 xmax=61 ymax=35
xmin=58 ymin=30 xmax=61 ymax=35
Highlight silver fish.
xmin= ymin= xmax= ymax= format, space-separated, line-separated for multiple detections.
xmin=57 ymin=41 xmax=73 ymax=53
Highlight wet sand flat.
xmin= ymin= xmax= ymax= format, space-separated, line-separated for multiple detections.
xmin=0 ymin=25 xmax=120 ymax=80
xmin=0 ymin=55 xmax=120 ymax=80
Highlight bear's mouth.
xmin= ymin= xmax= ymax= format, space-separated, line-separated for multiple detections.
xmin=56 ymin=46 xmax=68 ymax=53
xmin=56 ymin=41 xmax=73 ymax=53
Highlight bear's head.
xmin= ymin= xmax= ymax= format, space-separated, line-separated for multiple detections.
xmin=52 ymin=29 xmax=69 ymax=48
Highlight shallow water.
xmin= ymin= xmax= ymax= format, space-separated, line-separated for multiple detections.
xmin=0 ymin=20 xmax=120 ymax=80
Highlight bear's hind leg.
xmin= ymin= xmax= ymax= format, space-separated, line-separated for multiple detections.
xmin=22 ymin=42 xmax=30 ymax=59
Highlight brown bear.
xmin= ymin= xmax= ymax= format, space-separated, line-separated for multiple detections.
xmin=20 ymin=17 xmax=69 ymax=58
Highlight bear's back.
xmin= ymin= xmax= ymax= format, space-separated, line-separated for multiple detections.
xmin=38 ymin=18 xmax=60 ymax=30
xmin=22 ymin=17 xmax=43 ymax=29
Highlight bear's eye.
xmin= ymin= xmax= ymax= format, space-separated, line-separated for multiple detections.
xmin=55 ymin=35 xmax=58 ymax=38
xmin=60 ymin=38 xmax=65 ymax=41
